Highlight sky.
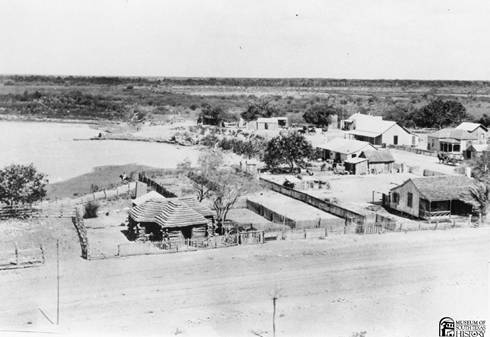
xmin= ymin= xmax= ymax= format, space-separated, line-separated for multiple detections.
xmin=0 ymin=0 xmax=489 ymax=80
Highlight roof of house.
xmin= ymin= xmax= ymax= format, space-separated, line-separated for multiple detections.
xmin=129 ymin=199 xmax=169 ymax=223
xmin=129 ymin=196 xmax=214 ymax=223
xmin=132 ymin=191 xmax=166 ymax=206
xmin=392 ymin=175 xmax=478 ymax=205
xmin=316 ymin=137 xmax=376 ymax=154
xmin=361 ymin=150 xmax=395 ymax=163
xmin=155 ymin=200 xmax=208 ymax=228
xmin=456 ymin=122 xmax=488 ymax=132
xmin=428 ymin=128 xmax=478 ymax=140
xmin=178 ymin=196 xmax=215 ymax=218
xmin=344 ymin=157 xmax=368 ymax=164
xmin=346 ymin=113 xmax=410 ymax=137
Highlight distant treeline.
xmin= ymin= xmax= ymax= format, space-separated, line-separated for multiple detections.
xmin=3 ymin=75 xmax=490 ymax=88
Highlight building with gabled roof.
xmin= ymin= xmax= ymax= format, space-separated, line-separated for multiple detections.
xmin=360 ymin=150 xmax=395 ymax=174
xmin=427 ymin=128 xmax=478 ymax=153
xmin=456 ymin=122 xmax=488 ymax=144
xmin=316 ymin=137 xmax=376 ymax=163
xmin=342 ymin=113 xmax=416 ymax=146
xmin=386 ymin=175 xmax=478 ymax=221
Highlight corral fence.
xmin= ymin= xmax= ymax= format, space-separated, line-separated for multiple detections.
xmin=0 ymin=242 xmax=45 ymax=270
xmin=0 ymin=205 xmax=76 ymax=220
xmin=259 ymin=177 xmax=401 ymax=235
xmin=89 ymin=231 xmax=265 ymax=259
xmin=138 ymin=173 xmax=178 ymax=198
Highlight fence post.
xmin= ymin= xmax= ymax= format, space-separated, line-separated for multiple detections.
xmin=40 ymin=244 xmax=45 ymax=264
xmin=14 ymin=242 xmax=19 ymax=265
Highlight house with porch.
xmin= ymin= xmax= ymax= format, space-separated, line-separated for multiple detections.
xmin=385 ymin=175 xmax=478 ymax=222
xmin=342 ymin=113 xmax=416 ymax=146
xmin=427 ymin=128 xmax=478 ymax=154
xmin=316 ymin=138 xmax=376 ymax=163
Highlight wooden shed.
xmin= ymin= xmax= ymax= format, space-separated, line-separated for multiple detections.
xmin=344 ymin=157 xmax=368 ymax=175
xmin=360 ymin=150 xmax=395 ymax=174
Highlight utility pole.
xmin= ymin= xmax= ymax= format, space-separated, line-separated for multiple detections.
xmin=56 ymin=239 xmax=60 ymax=325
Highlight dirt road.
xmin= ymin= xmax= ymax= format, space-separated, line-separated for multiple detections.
xmin=0 ymin=228 xmax=489 ymax=337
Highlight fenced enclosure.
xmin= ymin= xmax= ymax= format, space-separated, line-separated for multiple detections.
xmin=0 ymin=242 xmax=45 ymax=270
xmin=91 ymin=231 xmax=265 ymax=259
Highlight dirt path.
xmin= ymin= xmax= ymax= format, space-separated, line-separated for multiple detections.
xmin=0 ymin=228 xmax=489 ymax=337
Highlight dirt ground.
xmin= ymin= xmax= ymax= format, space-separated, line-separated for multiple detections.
xmin=0 ymin=226 xmax=488 ymax=337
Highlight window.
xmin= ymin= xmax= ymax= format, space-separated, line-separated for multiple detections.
xmin=392 ymin=192 xmax=400 ymax=204
xmin=407 ymin=192 xmax=413 ymax=208
xmin=352 ymin=154 xmax=357 ymax=158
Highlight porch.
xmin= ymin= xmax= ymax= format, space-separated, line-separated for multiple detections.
xmin=419 ymin=198 xmax=473 ymax=222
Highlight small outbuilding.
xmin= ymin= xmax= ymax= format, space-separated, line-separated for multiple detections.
xmin=344 ymin=157 xmax=368 ymax=175
xmin=360 ymin=150 xmax=395 ymax=174
xmin=464 ymin=144 xmax=489 ymax=160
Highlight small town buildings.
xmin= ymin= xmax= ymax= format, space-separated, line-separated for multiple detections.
xmin=456 ymin=122 xmax=488 ymax=144
xmin=427 ymin=128 xmax=478 ymax=153
xmin=316 ymin=138 xmax=376 ymax=163
xmin=240 ymin=117 xmax=288 ymax=131
xmin=385 ymin=175 xmax=477 ymax=221
xmin=360 ymin=150 xmax=395 ymax=174
xmin=342 ymin=113 xmax=416 ymax=147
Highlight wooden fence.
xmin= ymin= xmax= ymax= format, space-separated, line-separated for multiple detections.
xmin=137 ymin=173 xmax=178 ymax=198
xmin=259 ymin=177 xmax=374 ymax=226
xmin=0 ymin=242 xmax=45 ymax=270
xmin=104 ymin=231 xmax=265 ymax=259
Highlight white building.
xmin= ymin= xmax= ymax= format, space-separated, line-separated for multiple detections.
xmin=342 ymin=113 xmax=417 ymax=147
xmin=240 ymin=117 xmax=288 ymax=131
xmin=316 ymin=138 xmax=377 ymax=162
xmin=455 ymin=122 xmax=488 ymax=144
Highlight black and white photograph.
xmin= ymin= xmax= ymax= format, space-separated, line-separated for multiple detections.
xmin=0 ymin=1 xmax=489 ymax=336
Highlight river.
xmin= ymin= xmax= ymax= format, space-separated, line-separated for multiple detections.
xmin=0 ymin=121 xmax=202 ymax=182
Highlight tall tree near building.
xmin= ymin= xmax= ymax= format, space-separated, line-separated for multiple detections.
xmin=263 ymin=132 xmax=313 ymax=172
xmin=413 ymin=99 xmax=467 ymax=128
xmin=241 ymin=100 xmax=279 ymax=121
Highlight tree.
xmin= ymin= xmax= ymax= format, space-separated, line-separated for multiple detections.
xmin=240 ymin=100 xmax=279 ymax=121
xmin=470 ymin=182 xmax=489 ymax=215
xmin=302 ymin=104 xmax=339 ymax=128
xmin=263 ymin=132 xmax=313 ymax=172
xmin=0 ymin=164 xmax=48 ymax=206
xmin=198 ymin=103 xmax=226 ymax=126
xmin=188 ymin=149 xmax=259 ymax=224
xmin=413 ymin=99 xmax=467 ymax=128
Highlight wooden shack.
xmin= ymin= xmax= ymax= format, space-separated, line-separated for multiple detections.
xmin=360 ymin=150 xmax=395 ymax=174
xmin=386 ymin=175 xmax=478 ymax=221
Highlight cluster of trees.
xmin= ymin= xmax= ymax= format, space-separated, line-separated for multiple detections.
xmin=263 ymin=133 xmax=314 ymax=172
xmin=384 ymin=99 xmax=468 ymax=128
xmin=240 ymin=100 xmax=280 ymax=121
xmin=0 ymin=164 xmax=47 ymax=206
xmin=217 ymin=137 xmax=267 ymax=159
xmin=198 ymin=103 xmax=238 ymax=126
xmin=302 ymin=104 xmax=340 ymax=129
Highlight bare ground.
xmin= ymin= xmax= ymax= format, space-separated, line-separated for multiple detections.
xmin=0 ymin=227 xmax=488 ymax=337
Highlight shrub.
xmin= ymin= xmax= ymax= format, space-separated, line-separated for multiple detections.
xmin=83 ymin=201 xmax=100 ymax=219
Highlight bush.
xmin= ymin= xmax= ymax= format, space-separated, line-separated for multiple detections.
xmin=83 ymin=201 xmax=100 ymax=219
